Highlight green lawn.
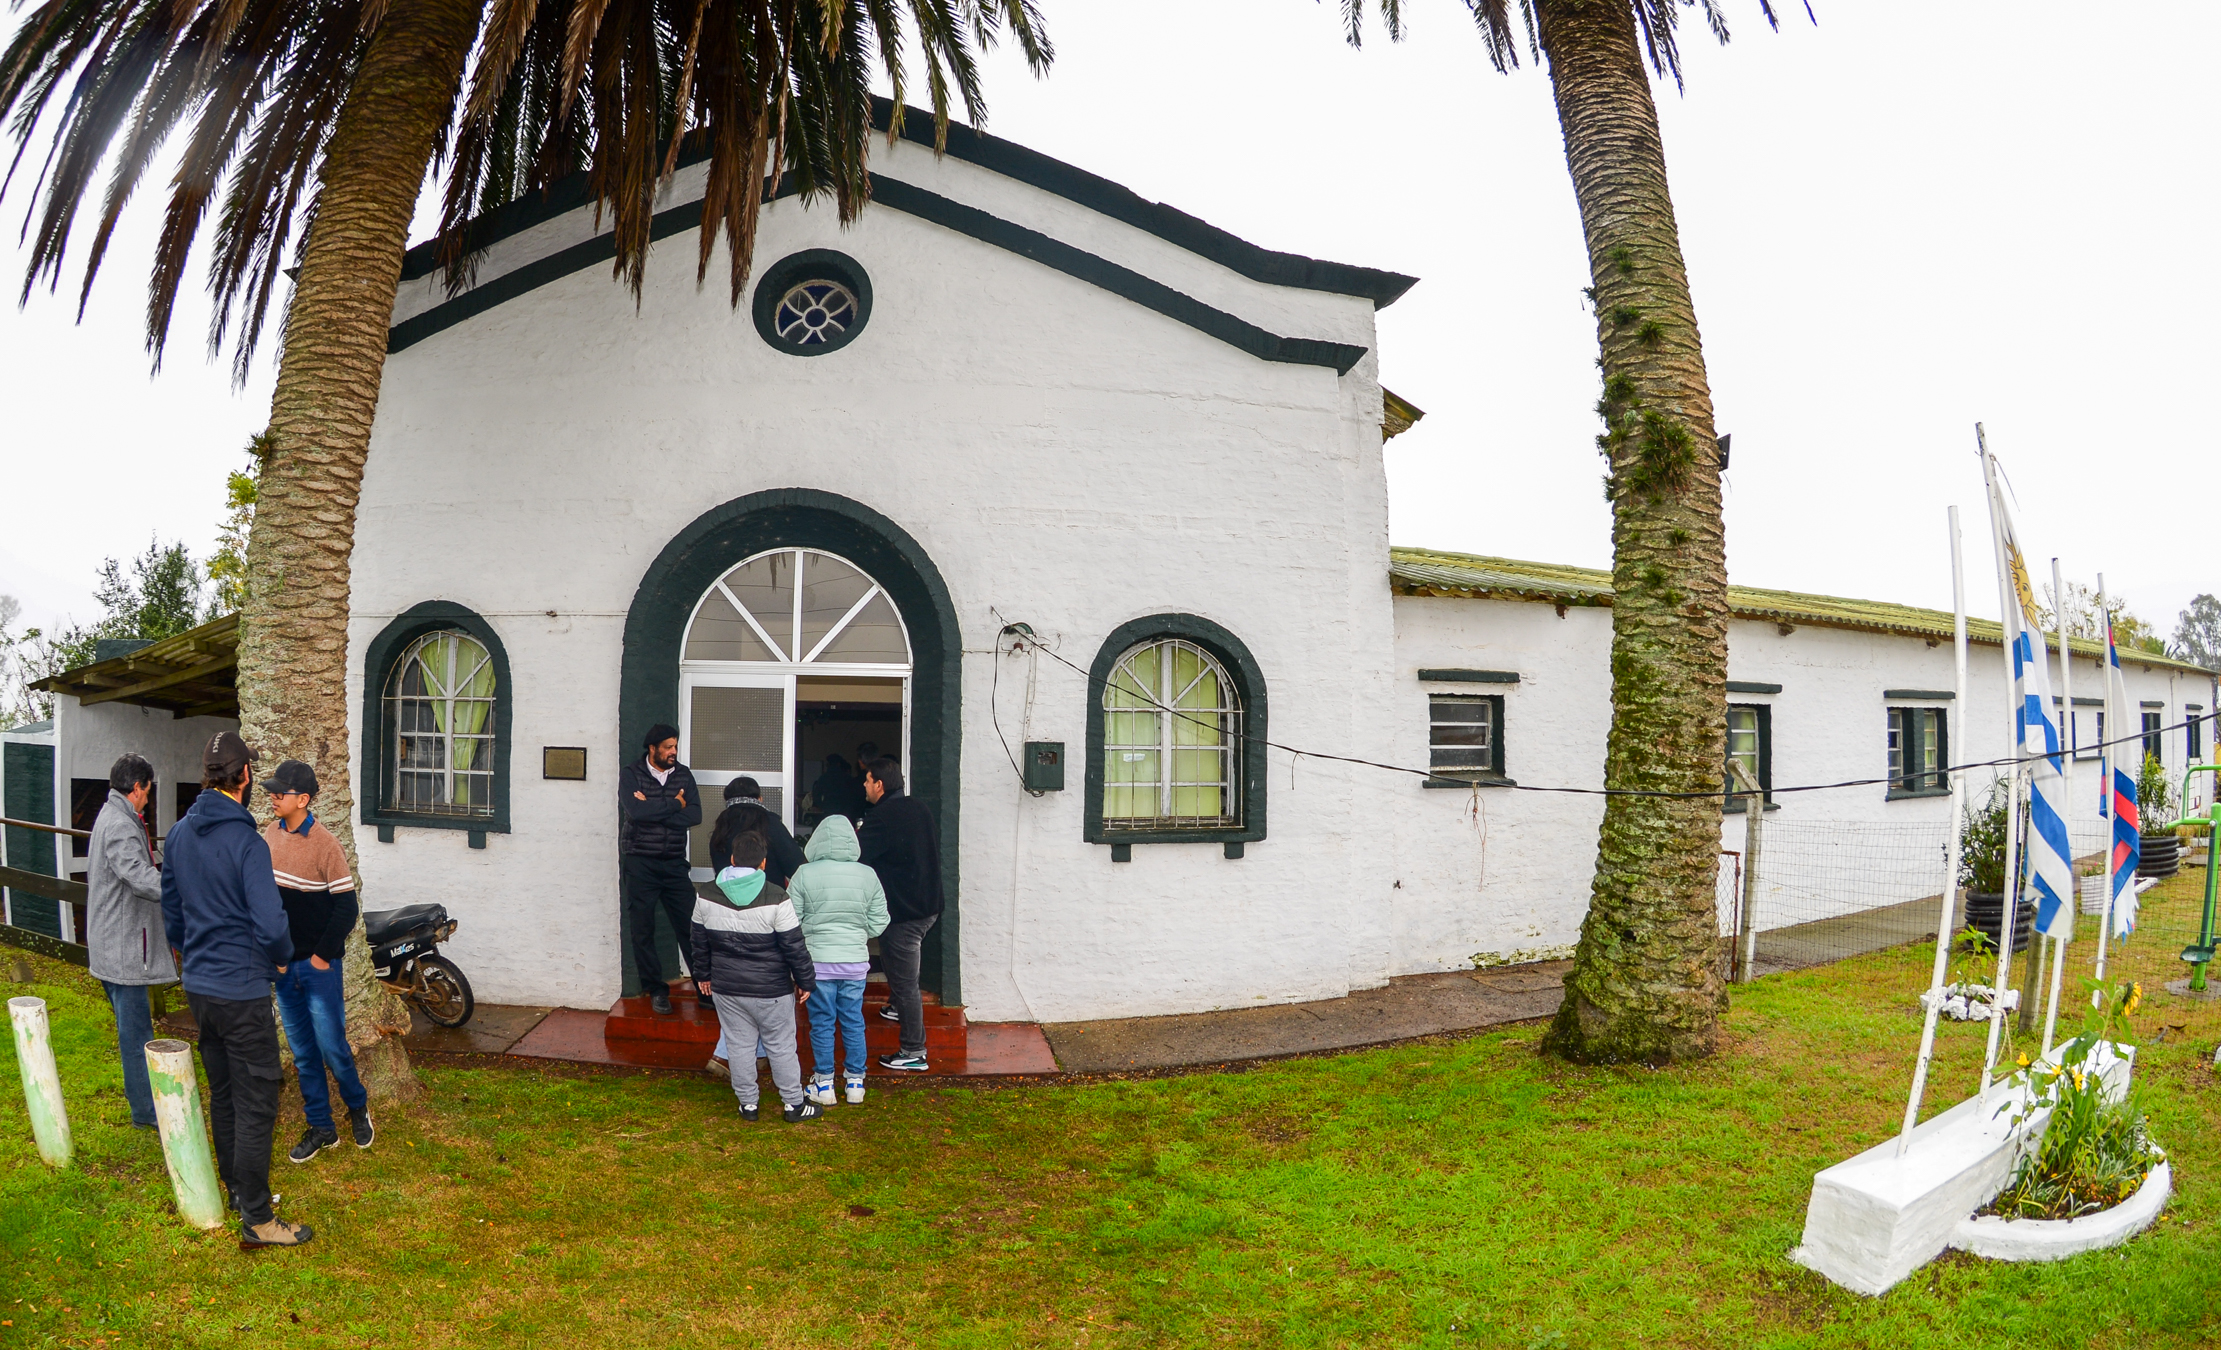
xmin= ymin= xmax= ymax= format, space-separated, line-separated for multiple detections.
xmin=3 ymin=886 xmax=2217 ymax=1350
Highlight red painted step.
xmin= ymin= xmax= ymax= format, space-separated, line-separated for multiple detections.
xmin=604 ymin=981 xmax=968 ymax=1060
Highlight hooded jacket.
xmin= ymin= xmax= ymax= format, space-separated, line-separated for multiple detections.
xmin=86 ymin=789 xmax=175 ymax=986
xmin=159 ymin=788 xmax=292 ymax=1001
xmin=785 ymin=816 xmax=890 ymax=965
xmin=689 ymin=868 xmax=816 ymax=1000
xmin=857 ymin=790 xmax=943 ymax=922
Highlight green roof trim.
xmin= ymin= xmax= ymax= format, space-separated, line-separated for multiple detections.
xmin=1388 ymin=546 xmax=2219 ymax=678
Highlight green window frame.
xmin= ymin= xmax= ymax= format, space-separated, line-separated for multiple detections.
xmin=1724 ymin=703 xmax=1772 ymax=813
xmin=361 ymin=602 xmax=513 ymax=845
xmin=1887 ymin=706 xmax=1950 ymax=799
xmin=1424 ymin=694 xmax=1507 ymax=786
xmin=1084 ymin=614 xmax=1265 ymax=851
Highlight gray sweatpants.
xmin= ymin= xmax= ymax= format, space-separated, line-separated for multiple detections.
xmin=713 ymin=994 xmax=802 ymax=1109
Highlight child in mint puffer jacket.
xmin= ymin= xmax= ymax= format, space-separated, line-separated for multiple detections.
xmin=786 ymin=814 xmax=891 ymax=1105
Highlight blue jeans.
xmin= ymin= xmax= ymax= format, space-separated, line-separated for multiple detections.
xmin=807 ymin=979 xmax=867 ymax=1077
xmin=101 ymin=980 xmax=158 ymax=1127
xmin=273 ymin=961 xmax=368 ymax=1132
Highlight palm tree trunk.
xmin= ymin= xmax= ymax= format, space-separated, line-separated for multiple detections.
xmin=1535 ymin=0 xmax=1731 ymax=1064
xmin=235 ymin=0 xmax=483 ymax=1100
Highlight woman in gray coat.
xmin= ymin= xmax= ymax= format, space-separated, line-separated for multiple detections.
xmin=84 ymin=752 xmax=174 ymax=1129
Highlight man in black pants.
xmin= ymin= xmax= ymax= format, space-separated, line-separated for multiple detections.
xmin=857 ymin=758 xmax=942 ymax=1072
xmin=620 ymin=723 xmax=702 ymax=1015
xmin=160 ymin=731 xmax=310 ymax=1248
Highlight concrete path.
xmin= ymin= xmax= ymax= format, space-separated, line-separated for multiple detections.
xmin=1041 ymin=962 xmax=1570 ymax=1074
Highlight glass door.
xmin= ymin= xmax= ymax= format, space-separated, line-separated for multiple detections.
xmin=680 ymin=670 xmax=791 ymax=881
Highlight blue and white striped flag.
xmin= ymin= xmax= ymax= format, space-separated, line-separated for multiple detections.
xmin=1982 ymin=457 xmax=2076 ymax=940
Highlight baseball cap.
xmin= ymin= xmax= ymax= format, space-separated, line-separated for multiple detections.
xmin=266 ymin=759 xmax=320 ymax=797
xmin=724 ymin=777 xmax=762 ymax=801
xmin=203 ymin=730 xmax=258 ymax=778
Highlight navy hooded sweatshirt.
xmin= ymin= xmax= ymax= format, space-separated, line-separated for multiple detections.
xmin=160 ymin=788 xmax=293 ymax=1001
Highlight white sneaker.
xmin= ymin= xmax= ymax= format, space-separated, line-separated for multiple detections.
xmin=844 ymin=1074 xmax=867 ymax=1104
xmin=805 ymin=1075 xmax=837 ymax=1107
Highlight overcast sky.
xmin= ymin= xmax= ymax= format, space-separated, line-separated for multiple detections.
xmin=4 ymin=1 xmax=2216 ymax=641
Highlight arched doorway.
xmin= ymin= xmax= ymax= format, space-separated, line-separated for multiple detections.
xmin=679 ymin=547 xmax=913 ymax=860
xmin=619 ymin=490 xmax=960 ymax=1001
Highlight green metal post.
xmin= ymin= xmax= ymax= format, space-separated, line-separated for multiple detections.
xmin=2165 ymin=766 xmax=2220 ymax=991
xmin=8 ymin=995 xmax=73 ymax=1167
xmin=144 ymin=1038 xmax=225 ymax=1229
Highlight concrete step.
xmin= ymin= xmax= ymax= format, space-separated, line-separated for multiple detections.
xmin=605 ymin=981 xmax=967 ymax=1057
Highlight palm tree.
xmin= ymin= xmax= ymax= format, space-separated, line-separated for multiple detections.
xmin=4 ymin=0 xmax=1048 ymax=1096
xmin=1350 ymin=1 xmax=1803 ymax=1063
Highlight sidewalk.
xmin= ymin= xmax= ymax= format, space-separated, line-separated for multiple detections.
xmin=392 ymin=962 xmax=1570 ymax=1080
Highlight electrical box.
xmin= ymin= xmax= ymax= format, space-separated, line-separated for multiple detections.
xmin=1023 ymin=741 xmax=1065 ymax=792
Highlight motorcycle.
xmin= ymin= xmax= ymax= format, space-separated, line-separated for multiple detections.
xmin=365 ymin=903 xmax=475 ymax=1028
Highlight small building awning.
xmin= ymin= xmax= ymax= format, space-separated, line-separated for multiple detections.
xmin=30 ymin=613 xmax=240 ymax=718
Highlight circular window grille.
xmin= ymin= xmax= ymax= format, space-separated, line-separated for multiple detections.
xmin=774 ymin=281 xmax=858 ymax=346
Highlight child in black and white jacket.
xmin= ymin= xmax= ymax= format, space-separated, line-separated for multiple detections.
xmin=691 ymin=829 xmax=820 ymax=1122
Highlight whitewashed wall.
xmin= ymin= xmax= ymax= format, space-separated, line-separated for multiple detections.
xmin=53 ymin=696 xmax=239 ymax=846
xmin=1388 ymin=595 xmax=2216 ymax=971
xmin=354 ymin=137 xmax=1397 ymax=1017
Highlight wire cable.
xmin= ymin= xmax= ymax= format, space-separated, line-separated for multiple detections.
xmin=1005 ymin=626 xmax=2212 ymax=802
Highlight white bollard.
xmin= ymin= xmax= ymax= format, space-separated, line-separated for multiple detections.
xmin=9 ymin=995 xmax=73 ymax=1167
xmin=144 ymin=1039 xmax=225 ymax=1229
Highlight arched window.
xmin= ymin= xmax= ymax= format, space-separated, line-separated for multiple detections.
xmin=1102 ymin=640 xmax=1241 ymax=827
xmin=385 ymin=632 xmax=497 ymax=817
xmin=1084 ymin=615 xmax=1266 ymax=853
xmin=361 ymin=602 xmax=512 ymax=843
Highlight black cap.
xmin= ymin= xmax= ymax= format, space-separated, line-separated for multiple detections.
xmin=266 ymin=760 xmax=320 ymax=797
xmin=202 ymin=730 xmax=257 ymax=778
xmin=724 ymin=777 xmax=762 ymax=801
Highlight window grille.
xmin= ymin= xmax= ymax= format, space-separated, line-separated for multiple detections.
xmin=773 ymin=281 xmax=858 ymax=346
xmin=1887 ymin=707 xmax=1949 ymax=795
xmin=385 ymin=631 xmax=497 ymax=818
xmin=1101 ymin=639 xmax=1241 ymax=830
xmin=1427 ymin=696 xmax=1499 ymax=782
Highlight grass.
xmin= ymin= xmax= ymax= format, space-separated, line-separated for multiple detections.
xmin=3 ymin=875 xmax=2218 ymax=1350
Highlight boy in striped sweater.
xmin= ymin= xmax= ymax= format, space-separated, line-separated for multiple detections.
xmin=263 ymin=760 xmax=374 ymax=1162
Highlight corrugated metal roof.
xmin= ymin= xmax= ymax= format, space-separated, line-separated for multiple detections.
xmin=1389 ymin=546 xmax=2217 ymax=677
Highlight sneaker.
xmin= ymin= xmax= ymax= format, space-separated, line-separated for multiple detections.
xmin=740 ymin=1102 xmax=760 ymax=1123
xmin=782 ymin=1100 xmax=824 ymax=1123
xmin=703 ymin=1055 xmax=729 ymax=1080
xmin=288 ymin=1126 xmax=338 ymax=1164
xmin=239 ymin=1218 xmax=314 ymax=1249
xmin=649 ymin=988 xmax=674 ymax=1015
xmin=877 ymin=1050 xmax=929 ymax=1073
xmin=348 ymin=1109 xmax=375 ymax=1150
xmin=877 ymin=1004 xmax=901 ymax=1022
xmin=845 ymin=1074 xmax=867 ymax=1104
xmin=805 ymin=1075 xmax=837 ymax=1107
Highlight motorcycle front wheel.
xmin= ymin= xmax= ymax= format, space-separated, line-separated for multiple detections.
xmin=414 ymin=955 xmax=476 ymax=1028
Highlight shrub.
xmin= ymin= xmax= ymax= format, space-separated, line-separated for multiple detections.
xmin=1992 ymin=980 xmax=2160 ymax=1220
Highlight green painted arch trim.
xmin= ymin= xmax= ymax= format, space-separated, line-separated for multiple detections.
xmin=359 ymin=601 xmax=515 ymax=836
xmin=618 ymin=489 xmax=962 ymax=1001
xmin=1083 ymin=614 xmax=1267 ymax=848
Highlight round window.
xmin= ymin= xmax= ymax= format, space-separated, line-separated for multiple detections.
xmin=752 ymin=250 xmax=872 ymax=356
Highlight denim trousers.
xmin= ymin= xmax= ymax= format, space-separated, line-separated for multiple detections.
xmin=101 ymin=980 xmax=158 ymax=1127
xmin=273 ymin=961 xmax=369 ymax=1132
xmin=806 ymin=979 xmax=868 ymax=1078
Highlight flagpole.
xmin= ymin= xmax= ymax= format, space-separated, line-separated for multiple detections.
xmin=1978 ymin=428 xmax=2025 ymax=1103
xmin=1900 ymin=505 xmax=1970 ymax=1153
xmin=2042 ymin=555 xmax=2072 ymax=1056
xmin=2095 ymin=572 xmax=2116 ymax=985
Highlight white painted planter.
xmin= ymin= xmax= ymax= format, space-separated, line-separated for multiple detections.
xmin=1952 ymin=1157 xmax=2172 ymax=1261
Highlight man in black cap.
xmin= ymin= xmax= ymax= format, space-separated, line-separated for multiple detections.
xmin=619 ymin=723 xmax=702 ymax=1014
xmin=261 ymin=759 xmax=373 ymax=1163
xmin=160 ymin=730 xmax=312 ymax=1248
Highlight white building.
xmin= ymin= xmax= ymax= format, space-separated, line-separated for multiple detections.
xmin=17 ymin=110 xmax=2214 ymax=1022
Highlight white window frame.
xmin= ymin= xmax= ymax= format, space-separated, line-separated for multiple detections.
xmin=1099 ymin=638 xmax=1242 ymax=830
xmin=383 ymin=630 xmax=498 ymax=819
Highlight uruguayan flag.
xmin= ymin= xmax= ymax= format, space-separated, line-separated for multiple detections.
xmin=2104 ymin=616 xmax=2142 ymax=938
xmin=1982 ymin=457 xmax=2076 ymax=941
